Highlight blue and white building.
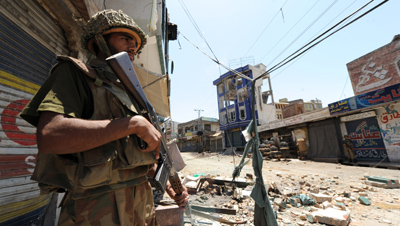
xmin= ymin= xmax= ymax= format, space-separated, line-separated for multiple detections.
xmin=213 ymin=63 xmax=276 ymax=149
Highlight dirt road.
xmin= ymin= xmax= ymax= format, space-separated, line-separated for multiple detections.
xmin=178 ymin=152 xmax=400 ymax=226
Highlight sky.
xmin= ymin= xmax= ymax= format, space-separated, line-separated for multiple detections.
xmin=165 ymin=0 xmax=400 ymax=123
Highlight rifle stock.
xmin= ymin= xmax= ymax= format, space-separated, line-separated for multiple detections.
xmin=105 ymin=52 xmax=184 ymax=195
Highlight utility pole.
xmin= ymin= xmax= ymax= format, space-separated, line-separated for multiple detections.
xmin=194 ymin=109 xmax=204 ymax=119
xmin=194 ymin=109 xmax=204 ymax=153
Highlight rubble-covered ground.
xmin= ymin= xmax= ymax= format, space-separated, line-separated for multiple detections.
xmin=175 ymin=152 xmax=400 ymax=226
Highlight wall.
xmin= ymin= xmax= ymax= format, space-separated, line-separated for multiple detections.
xmin=376 ymin=102 xmax=400 ymax=162
xmin=347 ymin=35 xmax=400 ymax=96
xmin=282 ymin=100 xmax=305 ymax=118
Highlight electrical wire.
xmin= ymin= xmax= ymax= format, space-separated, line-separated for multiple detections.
xmin=269 ymin=0 xmax=359 ymax=83
xmin=178 ymin=31 xmax=253 ymax=82
xmin=339 ymin=75 xmax=349 ymax=99
xmin=267 ymin=0 xmax=388 ymax=75
xmin=260 ymin=0 xmax=322 ymax=63
xmin=265 ymin=0 xmax=338 ymax=67
xmin=177 ymin=0 xmax=219 ymax=62
xmin=266 ymin=0 xmax=377 ymax=74
xmin=242 ymin=0 xmax=290 ymax=58
xmin=305 ymin=0 xmax=359 ymax=47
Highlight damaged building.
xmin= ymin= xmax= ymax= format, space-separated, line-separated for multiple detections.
xmin=258 ymin=34 xmax=400 ymax=165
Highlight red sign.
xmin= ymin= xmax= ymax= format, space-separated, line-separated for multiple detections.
xmin=1 ymin=99 xmax=36 ymax=146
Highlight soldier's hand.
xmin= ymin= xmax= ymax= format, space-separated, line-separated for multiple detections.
xmin=166 ymin=184 xmax=189 ymax=210
xmin=130 ymin=115 xmax=161 ymax=159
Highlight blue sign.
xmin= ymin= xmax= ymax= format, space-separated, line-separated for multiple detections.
xmin=329 ymin=83 xmax=400 ymax=115
xmin=345 ymin=117 xmax=388 ymax=162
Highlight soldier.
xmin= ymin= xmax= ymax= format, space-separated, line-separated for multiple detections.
xmin=20 ymin=9 xmax=187 ymax=226
xmin=343 ymin=135 xmax=357 ymax=163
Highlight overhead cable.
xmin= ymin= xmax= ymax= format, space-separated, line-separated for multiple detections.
xmin=270 ymin=0 xmax=359 ymax=80
xmin=179 ymin=31 xmax=253 ymax=82
xmin=266 ymin=0 xmax=379 ymax=74
xmin=179 ymin=0 xmax=388 ymax=83
xmin=264 ymin=0 xmax=337 ymax=67
xmin=243 ymin=0 xmax=290 ymax=58
xmin=259 ymin=0 xmax=322 ymax=64
xmin=177 ymin=0 xmax=219 ymax=62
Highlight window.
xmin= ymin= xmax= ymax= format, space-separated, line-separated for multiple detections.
xmin=237 ymin=89 xmax=245 ymax=103
xmin=225 ymin=93 xmax=235 ymax=107
xmin=239 ymin=106 xmax=246 ymax=120
xmin=220 ymin=112 xmax=227 ymax=124
xmin=227 ymin=99 xmax=235 ymax=106
xmin=219 ymin=96 xmax=225 ymax=109
xmin=218 ymin=83 xmax=224 ymax=94
xmin=204 ymin=124 xmax=211 ymax=131
xmin=226 ymin=78 xmax=235 ymax=91
xmin=228 ymin=109 xmax=236 ymax=122
xmin=236 ymin=77 xmax=243 ymax=87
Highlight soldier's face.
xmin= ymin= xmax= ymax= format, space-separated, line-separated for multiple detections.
xmin=107 ymin=32 xmax=138 ymax=61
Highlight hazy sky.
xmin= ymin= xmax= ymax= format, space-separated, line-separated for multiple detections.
xmin=166 ymin=0 xmax=399 ymax=123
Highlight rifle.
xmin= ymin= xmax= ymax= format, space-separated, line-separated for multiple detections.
xmin=106 ymin=52 xmax=193 ymax=223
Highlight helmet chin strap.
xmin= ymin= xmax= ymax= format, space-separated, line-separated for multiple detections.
xmin=94 ymin=34 xmax=112 ymax=59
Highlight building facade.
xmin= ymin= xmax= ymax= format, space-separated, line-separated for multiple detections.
xmin=177 ymin=117 xmax=223 ymax=152
xmin=282 ymin=99 xmax=305 ymax=118
xmin=275 ymin=101 xmax=289 ymax=120
xmin=258 ymin=35 xmax=400 ymax=164
xmin=164 ymin=119 xmax=179 ymax=142
xmin=280 ymin=99 xmax=323 ymax=118
xmin=213 ymin=63 xmax=276 ymax=150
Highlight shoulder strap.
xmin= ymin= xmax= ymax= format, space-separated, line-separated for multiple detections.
xmin=56 ymin=55 xmax=139 ymax=114
xmin=57 ymin=55 xmax=104 ymax=86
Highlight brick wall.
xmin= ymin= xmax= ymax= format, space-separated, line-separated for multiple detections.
xmin=282 ymin=100 xmax=305 ymax=118
xmin=347 ymin=35 xmax=400 ymax=96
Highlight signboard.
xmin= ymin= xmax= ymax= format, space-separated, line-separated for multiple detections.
xmin=329 ymin=83 xmax=400 ymax=115
xmin=258 ymin=108 xmax=331 ymax=132
xmin=376 ymin=103 xmax=400 ymax=162
xmin=340 ymin=111 xmax=376 ymax=122
xmin=347 ymin=37 xmax=400 ymax=95
xmin=345 ymin=117 xmax=388 ymax=162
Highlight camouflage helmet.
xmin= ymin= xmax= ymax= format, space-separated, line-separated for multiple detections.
xmin=82 ymin=9 xmax=147 ymax=55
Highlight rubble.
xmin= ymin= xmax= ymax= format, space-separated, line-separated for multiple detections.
xmin=364 ymin=176 xmax=400 ymax=189
xmin=175 ymin=153 xmax=400 ymax=225
xmin=309 ymin=208 xmax=351 ymax=226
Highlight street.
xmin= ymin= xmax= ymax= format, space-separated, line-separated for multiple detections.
xmin=178 ymin=152 xmax=400 ymax=226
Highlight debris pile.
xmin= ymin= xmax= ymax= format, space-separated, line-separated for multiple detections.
xmin=171 ymin=171 xmax=400 ymax=226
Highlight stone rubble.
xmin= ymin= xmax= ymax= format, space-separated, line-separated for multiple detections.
xmin=178 ymin=168 xmax=400 ymax=226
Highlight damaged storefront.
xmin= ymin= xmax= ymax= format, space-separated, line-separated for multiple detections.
xmin=340 ymin=111 xmax=389 ymax=162
xmin=258 ymin=35 xmax=400 ymax=164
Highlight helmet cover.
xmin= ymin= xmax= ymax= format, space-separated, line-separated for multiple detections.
xmin=82 ymin=9 xmax=147 ymax=54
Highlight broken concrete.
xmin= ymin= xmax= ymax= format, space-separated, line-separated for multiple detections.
xmin=309 ymin=208 xmax=351 ymax=226
xmin=176 ymin=152 xmax=400 ymax=225
xmin=155 ymin=205 xmax=183 ymax=226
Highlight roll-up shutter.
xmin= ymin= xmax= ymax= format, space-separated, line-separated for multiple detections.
xmin=0 ymin=0 xmax=68 ymax=224
xmin=0 ymin=0 xmax=68 ymax=56
xmin=308 ymin=118 xmax=344 ymax=159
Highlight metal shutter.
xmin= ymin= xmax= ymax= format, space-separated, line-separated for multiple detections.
xmin=0 ymin=0 xmax=68 ymax=222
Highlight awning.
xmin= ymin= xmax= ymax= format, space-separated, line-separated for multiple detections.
xmin=133 ymin=63 xmax=170 ymax=117
xmin=210 ymin=132 xmax=223 ymax=137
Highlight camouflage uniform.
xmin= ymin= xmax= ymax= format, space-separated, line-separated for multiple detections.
xmin=58 ymin=181 xmax=156 ymax=226
xmin=343 ymin=136 xmax=356 ymax=162
xmin=20 ymin=9 xmax=160 ymax=226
